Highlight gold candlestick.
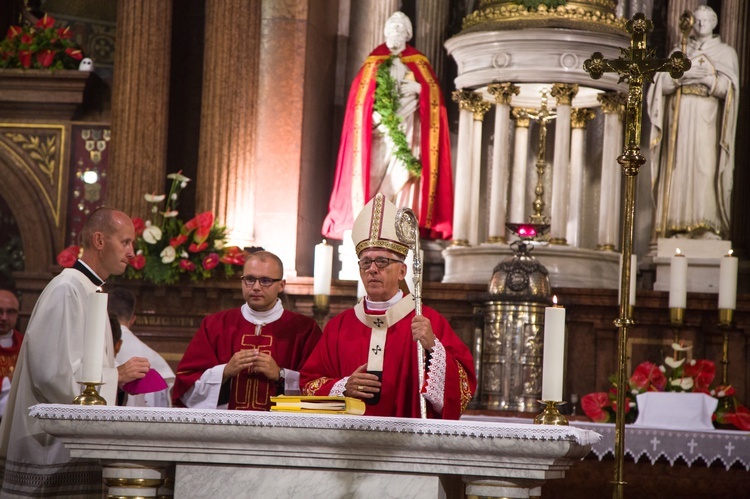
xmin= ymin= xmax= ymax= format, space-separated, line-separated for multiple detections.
xmin=72 ymin=382 xmax=106 ymax=405
xmin=313 ymin=294 xmax=330 ymax=329
xmin=718 ymin=309 xmax=734 ymax=386
xmin=670 ymin=307 xmax=684 ymax=343
xmin=534 ymin=401 xmax=568 ymax=426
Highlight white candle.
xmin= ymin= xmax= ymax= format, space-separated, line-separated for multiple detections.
xmin=313 ymin=240 xmax=333 ymax=296
xmin=542 ymin=296 xmax=566 ymax=401
xmin=618 ymin=253 xmax=638 ymax=306
xmin=669 ymin=249 xmax=687 ymax=309
xmin=719 ymin=250 xmax=738 ymax=310
xmin=82 ymin=291 xmax=108 ymax=383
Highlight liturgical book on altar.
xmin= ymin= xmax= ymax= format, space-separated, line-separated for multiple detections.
xmin=270 ymin=396 xmax=366 ymax=415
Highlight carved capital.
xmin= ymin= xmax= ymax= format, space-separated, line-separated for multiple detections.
xmin=452 ymin=89 xmax=476 ymax=111
xmin=550 ymin=83 xmax=579 ymax=106
xmin=472 ymin=98 xmax=492 ymax=121
xmin=597 ymin=91 xmax=627 ymax=115
xmin=487 ymin=82 xmax=519 ymax=105
xmin=511 ymin=108 xmax=531 ymax=128
xmin=570 ymin=108 xmax=596 ymax=129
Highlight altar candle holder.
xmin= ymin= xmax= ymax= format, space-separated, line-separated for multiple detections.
xmin=72 ymin=382 xmax=106 ymax=405
xmin=533 ymin=400 xmax=568 ymax=426
xmin=718 ymin=309 xmax=734 ymax=386
xmin=670 ymin=307 xmax=684 ymax=343
xmin=312 ymin=294 xmax=330 ymax=328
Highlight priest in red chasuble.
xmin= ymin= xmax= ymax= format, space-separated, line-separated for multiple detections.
xmin=302 ymin=194 xmax=475 ymax=419
xmin=322 ymin=11 xmax=453 ymax=241
xmin=173 ymin=251 xmax=322 ymax=410
xmin=0 ymin=290 xmax=23 ymax=418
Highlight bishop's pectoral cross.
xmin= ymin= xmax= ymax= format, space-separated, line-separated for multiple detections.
xmin=234 ymin=328 xmax=274 ymax=410
xmin=584 ymin=13 xmax=691 ymax=499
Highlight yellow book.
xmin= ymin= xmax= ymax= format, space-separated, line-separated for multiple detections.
xmin=270 ymin=395 xmax=366 ymax=415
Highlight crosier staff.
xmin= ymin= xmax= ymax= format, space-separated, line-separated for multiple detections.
xmin=395 ymin=207 xmax=427 ymax=419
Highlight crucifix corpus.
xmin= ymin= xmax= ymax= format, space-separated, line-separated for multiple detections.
xmin=583 ymin=13 xmax=691 ymax=499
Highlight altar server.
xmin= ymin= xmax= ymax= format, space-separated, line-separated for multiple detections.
xmin=173 ymin=250 xmax=322 ymax=410
xmin=0 ymin=208 xmax=150 ymax=498
xmin=301 ymin=194 xmax=476 ymax=418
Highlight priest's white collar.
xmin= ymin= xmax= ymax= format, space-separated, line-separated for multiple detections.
xmin=364 ymin=290 xmax=403 ymax=311
xmin=241 ymin=299 xmax=284 ymax=325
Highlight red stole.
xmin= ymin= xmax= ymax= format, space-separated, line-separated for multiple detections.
xmin=322 ymin=44 xmax=453 ymax=241
xmin=0 ymin=329 xmax=23 ymax=383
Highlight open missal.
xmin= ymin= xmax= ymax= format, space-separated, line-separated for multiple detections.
xmin=270 ymin=395 xmax=366 ymax=415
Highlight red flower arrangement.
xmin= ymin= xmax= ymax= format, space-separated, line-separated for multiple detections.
xmin=0 ymin=14 xmax=85 ymax=70
xmin=56 ymin=172 xmax=246 ymax=284
xmin=582 ymin=342 xmax=750 ymax=430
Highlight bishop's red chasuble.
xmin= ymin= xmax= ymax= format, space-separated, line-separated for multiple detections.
xmin=173 ymin=309 xmax=321 ymax=410
xmin=0 ymin=329 xmax=23 ymax=384
xmin=301 ymin=302 xmax=475 ymax=419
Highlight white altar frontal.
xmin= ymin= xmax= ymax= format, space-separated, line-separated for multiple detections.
xmin=31 ymin=404 xmax=600 ymax=499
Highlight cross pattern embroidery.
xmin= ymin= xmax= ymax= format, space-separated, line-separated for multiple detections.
xmin=234 ymin=330 xmax=274 ymax=410
xmin=687 ymin=439 xmax=698 ymax=454
xmin=371 ymin=345 xmax=382 ymax=355
xmin=373 ymin=318 xmax=384 ymax=327
xmin=650 ymin=437 xmax=661 ymax=451
xmin=725 ymin=442 xmax=735 ymax=456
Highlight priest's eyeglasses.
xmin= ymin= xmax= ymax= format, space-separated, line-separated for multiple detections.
xmin=358 ymin=257 xmax=404 ymax=270
xmin=240 ymin=275 xmax=283 ymax=287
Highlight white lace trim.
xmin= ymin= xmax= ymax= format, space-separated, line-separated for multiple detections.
xmin=29 ymin=404 xmax=600 ymax=446
xmin=423 ymin=338 xmax=445 ymax=414
xmin=330 ymin=377 xmax=347 ymax=396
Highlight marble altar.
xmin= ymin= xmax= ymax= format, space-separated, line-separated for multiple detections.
xmin=32 ymin=404 xmax=600 ymax=499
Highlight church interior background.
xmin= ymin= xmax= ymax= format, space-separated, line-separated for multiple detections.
xmin=1 ymin=0 xmax=750 ymax=496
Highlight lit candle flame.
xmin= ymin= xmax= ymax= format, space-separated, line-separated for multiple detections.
xmin=675 ymin=248 xmax=682 ymax=256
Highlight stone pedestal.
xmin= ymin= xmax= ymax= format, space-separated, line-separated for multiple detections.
xmin=652 ymin=238 xmax=731 ymax=293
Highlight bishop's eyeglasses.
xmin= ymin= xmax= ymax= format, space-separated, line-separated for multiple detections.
xmin=240 ymin=275 xmax=283 ymax=287
xmin=358 ymin=257 xmax=404 ymax=270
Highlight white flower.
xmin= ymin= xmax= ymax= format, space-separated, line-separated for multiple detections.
xmin=171 ymin=193 xmax=178 ymax=200
xmin=162 ymin=210 xmax=179 ymax=218
xmin=214 ymin=240 xmax=224 ymax=250
xmin=629 ymin=401 xmax=636 ymax=408
xmin=136 ymin=249 xmax=143 ymax=255
xmin=181 ymin=251 xmax=189 ymax=259
xmin=151 ymin=206 xmax=158 ymax=213
xmin=144 ymin=193 xmax=166 ymax=203
xmin=658 ymin=365 xmax=666 ymax=373
xmin=181 ymin=181 xmax=188 ymax=188
xmin=689 ymin=359 xmax=696 ymax=366
xmin=717 ymin=390 xmax=726 ymax=398
xmin=160 ymin=245 xmax=177 ymax=264
xmin=631 ymin=389 xmax=639 ymax=396
xmin=671 ymin=342 xmax=693 ymax=352
xmin=664 ymin=356 xmax=686 ymax=369
xmin=167 ymin=172 xmax=191 ymax=183
xmin=142 ymin=225 xmax=163 ymax=244
xmin=145 ymin=220 xmax=152 ymax=227
xmin=671 ymin=377 xmax=694 ymax=390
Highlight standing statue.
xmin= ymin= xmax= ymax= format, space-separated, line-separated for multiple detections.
xmin=648 ymin=5 xmax=739 ymax=239
xmin=322 ymin=11 xmax=453 ymax=241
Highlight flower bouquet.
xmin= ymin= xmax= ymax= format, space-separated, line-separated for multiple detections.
xmin=57 ymin=172 xmax=246 ymax=284
xmin=0 ymin=14 xmax=84 ymax=70
xmin=581 ymin=342 xmax=750 ymax=430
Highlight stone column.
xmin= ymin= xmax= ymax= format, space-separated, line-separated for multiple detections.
xmin=566 ymin=108 xmax=596 ymax=247
xmin=486 ymin=83 xmax=519 ymax=243
xmin=508 ymin=109 xmax=531 ymax=225
xmin=667 ymin=0 xmax=701 ymax=50
xmin=414 ymin=0 xmax=450 ymax=82
xmin=469 ymin=98 xmax=491 ymax=246
xmin=196 ymin=0 xmax=261 ymax=247
xmin=450 ymin=90 xmax=477 ymax=246
xmin=549 ymin=83 xmax=578 ymax=245
xmin=597 ymin=92 xmax=626 ymax=251
xmin=109 ymin=0 xmax=172 ymax=218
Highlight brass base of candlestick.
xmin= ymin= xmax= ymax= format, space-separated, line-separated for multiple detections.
xmin=72 ymin=382 xmax=106 ymax=405
xmin=719 ymin=308 xmax=734 ymax=327
xmin=669 ymin=307 xmax=684 ymax=325
xmin=533 ymin=400 xmax=568 ymax=426
xmin=313 ymin=294 xmax=330 ymax=328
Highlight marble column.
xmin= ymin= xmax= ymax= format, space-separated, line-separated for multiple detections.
xmin=414 ymin=0 xmax=450 ymax=82
xmin=451 ymin=90 xmax=477 ymax=246
xmin=566 ymin=108 xmax=596 ymax=247
xmin=109 ymin=0 xmax=172 ymax=218
xmin=508 ymin=109 xmax=531 ymax=225
xmin=469 ymin=98 xmax=491 ymax=246
xmin=597 ymin=92 xmax=626 ymax=251
xmin=196 ymin=0 xmax=261 ymax=247
xmin=486 ymin=83 xmax=519 ymax=243
xmin=549 ymin=83 xmax=578 ymax=245
xmin=346 ymin=0 xmax=398 ymax=87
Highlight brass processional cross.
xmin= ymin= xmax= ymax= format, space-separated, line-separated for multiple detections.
xmin=583 ymin=13 xmax=690 ymax=499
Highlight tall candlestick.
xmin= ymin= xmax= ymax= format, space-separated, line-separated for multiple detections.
xmin=542 ymin=297 xmax=566 ymax=401
xmin=719 ymin=250 xmax=738 ymax=310
xmin=618 ymin=253 xmax=637 ymax=306
xmin=669 ymin=249 xmax=687 ymax=309
xmin=82 ymin=291 xmax=108 ymax=383
xmin=313 ymin=240 xmax=333 ymax=296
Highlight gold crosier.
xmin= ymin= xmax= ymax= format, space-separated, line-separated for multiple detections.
xmin=584 ymin=13 xmax=690 ymax=499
